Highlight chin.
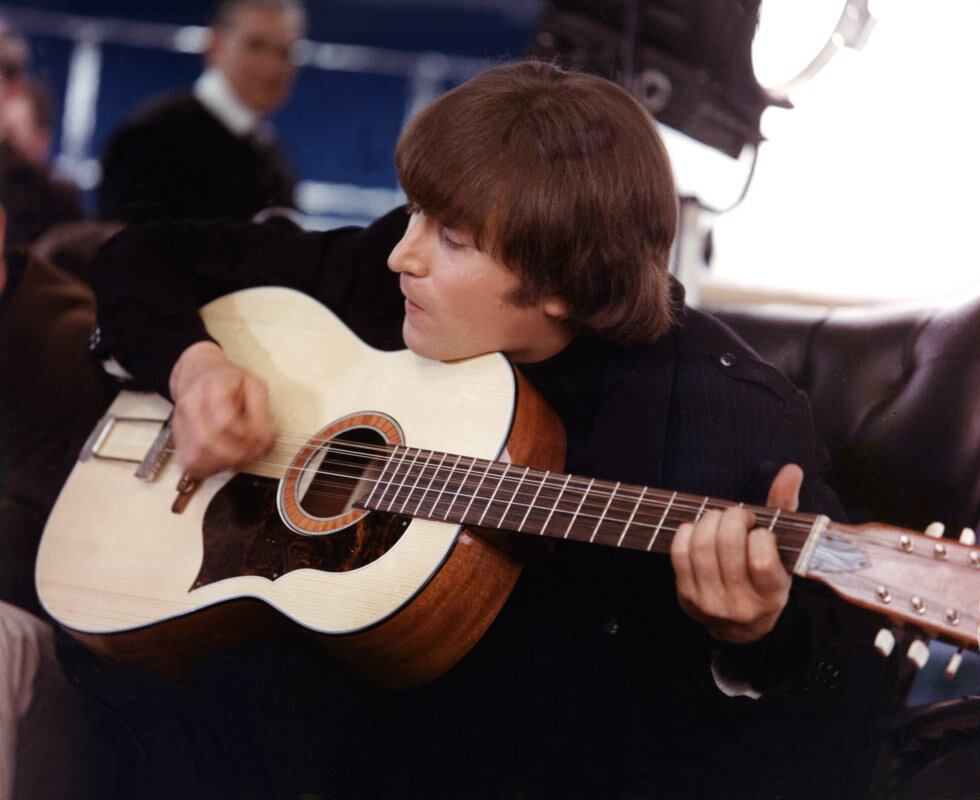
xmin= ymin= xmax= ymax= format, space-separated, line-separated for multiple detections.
xmin=402 ymin=320 xmax=469 ymax=362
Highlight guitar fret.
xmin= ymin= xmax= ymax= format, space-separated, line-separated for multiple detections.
xmin=477 ymin=463 xmax=509 ymax=526
xmin=590 ymin=481 xmax=619 ymax=543
xmin=362 ymin=447 xmax=397 ymax=508
xmin=430 ymin=455 xmax=461 ymax=518
xmin=444 ymin=458 xmax=476 ymax=520
xmin=398 ymin=451 xmax=433 ymax=514
xmin=646 ymin=490 xmax=676 ymax=551
xmin=497 ymin=466 xmax=530 ymax=529
xmin=369 ymin=447 xmax=410 ymax=510
xmin=385 ymin=449 xmax=423 ymax=512
xmin=768 ymin=508 xmax=781 ymax=532
xmin=412 ymin=452 xmax=447 ymax=516
xmin=518 ymin=470 xmax=550 ymax=531
xmin=460 ymin=460 xmax=495 ymax=524
xmin=693 ymin=496 xmax=709 ymax=523
xmin=541 ymin=474 xmax=573 ymax=536
xmin=563 ymin=478 xmax=595 ymax=539
xmin=617 ymin=486 xmax=647 ymax=547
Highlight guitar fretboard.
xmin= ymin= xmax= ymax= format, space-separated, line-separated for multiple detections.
xmin=357 ymin=446 xmax=820 ymax=564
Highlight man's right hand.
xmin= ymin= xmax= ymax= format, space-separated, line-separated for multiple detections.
xmin=168 ymin=341 xmax=276 ymax=479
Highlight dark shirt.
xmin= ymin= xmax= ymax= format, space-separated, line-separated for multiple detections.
xmin=98 ymin=92 xmax=295 ymax=223
xmin=0 ymin=141 xmax=84 ymax=248
xmin=87 ymin=209 xmax=904 ymax=798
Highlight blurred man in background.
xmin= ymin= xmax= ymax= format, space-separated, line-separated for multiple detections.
xmin=0 ymin=26 xmax=83 ymax=249
xmin=98 ymin=0 xmax=304 ymax=223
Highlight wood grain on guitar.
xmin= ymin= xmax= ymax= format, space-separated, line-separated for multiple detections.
xmin=35 ymin=288 xmax=979 ymax=690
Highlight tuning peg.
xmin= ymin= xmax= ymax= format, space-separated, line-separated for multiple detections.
xmin=924 ymin=522 xmax=945 ymax=539
xmin=906 ymin=639 xmax=930 ymax=670
xmin=945 ymin=649 xmax=964 ymax=680
xmin=874 ymin=628 xmax=896 ymax=657
xmin=960 ymin=527 xmax=976 ymax=546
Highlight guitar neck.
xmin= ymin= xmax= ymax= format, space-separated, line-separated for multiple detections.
xmin=357 ymin=445 xmax=821 ymax=568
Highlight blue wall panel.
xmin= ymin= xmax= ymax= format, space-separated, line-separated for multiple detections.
xmin=275 ymin=69 xmax=406 ymax=188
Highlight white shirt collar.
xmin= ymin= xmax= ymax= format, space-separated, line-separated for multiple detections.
xmin=193 ymin=68 xmax=260 ymax=138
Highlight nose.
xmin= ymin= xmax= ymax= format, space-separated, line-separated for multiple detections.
xmin=387 ymin=213 xmax=428 ymax=278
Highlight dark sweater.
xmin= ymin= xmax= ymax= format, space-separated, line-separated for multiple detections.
xmin=98 ymin=92 xmax=295 ymax=223
xmin=84 ymin=209 xmax=905 ymax=798
xmin=0 ymin=142 xmax=84 ymax=248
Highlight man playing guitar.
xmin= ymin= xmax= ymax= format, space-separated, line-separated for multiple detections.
xmin=78 ymin=62 xmax=905 ymax=798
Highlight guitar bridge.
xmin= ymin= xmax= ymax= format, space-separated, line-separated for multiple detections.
xmin=79 ymin=412 xmax=174 ymax=482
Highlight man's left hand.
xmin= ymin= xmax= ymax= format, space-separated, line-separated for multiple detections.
xmin=669 ymin=463 xmax=803 ymax=644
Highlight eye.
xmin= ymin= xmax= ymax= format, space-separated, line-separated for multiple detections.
xmin=440 ymin=227 xmax=468 ymax=250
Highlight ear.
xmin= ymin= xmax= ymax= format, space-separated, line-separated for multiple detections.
xmin=542 ymin=296 xmax=569 ymax=320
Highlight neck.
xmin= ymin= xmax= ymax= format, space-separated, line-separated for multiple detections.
xmin=506 ymin=323 xmax=574 ymax=365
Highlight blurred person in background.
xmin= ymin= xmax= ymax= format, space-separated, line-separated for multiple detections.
xmin=98 ymin=0 xmax=304 ymax=223
xmin=0 ymin=21 xmax=28 ymax=95
xmin=0 ymin=28 xmax=83 ymax=249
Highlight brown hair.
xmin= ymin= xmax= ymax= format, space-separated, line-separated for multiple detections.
xmin=396 ymin=60 xmax=678 ymax=345
xmin=212 ymin=0 xmax=306 ymax=31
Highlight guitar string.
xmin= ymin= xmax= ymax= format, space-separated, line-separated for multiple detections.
xmin=233 ymin=473 xmax=980 ymax=629
xmin=170 ymin=442 xmax=972 ymax=559
xmin=157 ymin=441 xmax=975 ymax=558
xmin=154 ymin=450 xmax=974 ymax=628
xmin=224 ymin=455 xmax=955 ymax=568
xmin=285 ymin=469 xmax=980 ymax=584
xmin=207 ymin=456 xmax=822 ymax=538
xmin=161 ymin=440 xmax=824 ymax=534
xmin=157 ymin=436 xmax=835 ymax=533
xmin=264 ymin=468 xmax=980 ymax=582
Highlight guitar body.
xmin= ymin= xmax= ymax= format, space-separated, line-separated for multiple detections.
xmin=36 ymin=287 xmax=566 ymax=689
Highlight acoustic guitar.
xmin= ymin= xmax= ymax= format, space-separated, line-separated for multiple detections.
xmin=36 ymin=287 xmax=979 ymax=690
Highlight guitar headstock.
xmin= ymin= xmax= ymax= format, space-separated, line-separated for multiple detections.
xmin=799 ymin=521 xmax=979 ymax=654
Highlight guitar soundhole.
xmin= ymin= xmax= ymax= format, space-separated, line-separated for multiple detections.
xmin=296 ymin=427 xmax=387 ymax=521
xmin=194 ymin=413 xmax=411 ymax=589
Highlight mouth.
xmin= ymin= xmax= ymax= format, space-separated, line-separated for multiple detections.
xmin=404 ymin=296 xmax=425 ymax=315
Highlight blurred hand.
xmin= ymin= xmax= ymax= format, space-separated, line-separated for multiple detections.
xmin=670 ymin=463 xmax=803 ymax=644
xmin=168 ymin=341 xmax=276 ymax=479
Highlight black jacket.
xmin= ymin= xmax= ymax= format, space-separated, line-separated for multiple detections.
xmin=89 ymin=209 xmax=907 ymax=798
xmin=98 ymin=92 xmax=295 ymax=223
